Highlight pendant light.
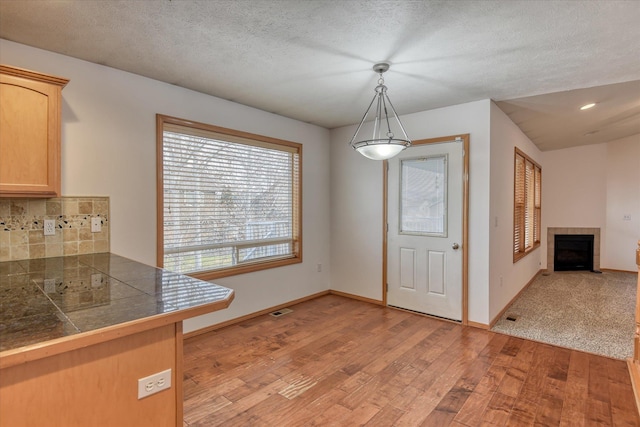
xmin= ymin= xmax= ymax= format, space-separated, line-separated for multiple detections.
xmin=349 ymin=63 xmax=411 ymax=160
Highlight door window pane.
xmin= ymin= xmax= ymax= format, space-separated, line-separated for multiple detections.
xmin=400 ymin=155 xmax=447 ymax=236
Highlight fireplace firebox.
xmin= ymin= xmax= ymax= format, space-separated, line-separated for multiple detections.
xmin=554 ymin=234 xmax=594 ymax=271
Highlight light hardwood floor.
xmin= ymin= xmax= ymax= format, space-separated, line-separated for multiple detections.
xmin=183 ymin=295 xmax=639 ymax=426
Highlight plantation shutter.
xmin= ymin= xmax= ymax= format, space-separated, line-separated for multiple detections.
xmin=534 ymin=166 xmax=541 ymax=244
xmin=514 ymin=153 xmax=525 ymax=255
xmin=514 ymin=148 xmax=542 ymax=262
xmin=525 ymin=159 xmax=535 ymax=249
xmin=160 ymin=121 xmax=300 ymax=275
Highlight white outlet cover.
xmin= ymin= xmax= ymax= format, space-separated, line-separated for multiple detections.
xmin=44 ymin=219 xmax=55 ymax=236
xmin=137 ymin=368 xmax=172 ymax=399
xmin=91 ymin=273 xmax=103 ymax=288
xmin=44 ymin=278 xmax=56 ymax=293
xmin=91 ymin=217 xmax=102 ymax=232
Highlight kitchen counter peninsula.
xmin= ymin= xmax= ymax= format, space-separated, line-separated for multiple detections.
xmin=0 ymin=252 xmax=234 ymax=427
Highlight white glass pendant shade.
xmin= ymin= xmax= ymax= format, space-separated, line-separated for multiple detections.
xmin=349 ymin=63 xmax=411 ymax=161
xmin=356 ymin=143 xmax=407 ymax=160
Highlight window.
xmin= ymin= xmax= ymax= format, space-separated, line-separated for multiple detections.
xmin=513 ymin=148 xmax=541 ymax=262
xmin=400 ymin=155 xmax=447 ymax=236
xmin=157 ymin=114 xmax=302 ymax=280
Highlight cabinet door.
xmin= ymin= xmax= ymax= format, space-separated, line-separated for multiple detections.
xmin=636 ymin=241 xmax=640 ymax=361
xmin=0 ymin=73 xmax=62 ymax=197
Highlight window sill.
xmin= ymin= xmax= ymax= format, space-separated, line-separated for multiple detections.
xmin=187 ymin=256 xmax=302 ymax=281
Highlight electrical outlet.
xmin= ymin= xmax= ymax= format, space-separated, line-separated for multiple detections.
xmin=623 ymin=214 xmax=631 ymax=221
xmin=44 ymin=219 xmax=55 ymax=236
xmin=91 ymin=217 xmax=102 ymax=233
xmin=44 ymin=278 xmax=56 ymax=293
xmin=137 ymin=369 xmax=171 ymax=399
xmin=316 ymin=263 xmax=322 ymax=272
xmin=91 ymin=273 xmax=103 ymax=288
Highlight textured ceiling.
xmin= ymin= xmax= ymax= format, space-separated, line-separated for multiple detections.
xmin=1 ymin=0 xmax=639 ymax=151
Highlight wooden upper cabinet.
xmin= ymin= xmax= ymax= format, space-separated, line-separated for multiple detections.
xmin=0 ymin=65 xmax=69 ymax=198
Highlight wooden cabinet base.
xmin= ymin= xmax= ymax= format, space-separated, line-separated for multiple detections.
xmin=633 ymin=241 xmax=640 ymax=416
xmin=0 ymin=322 xmax=184 ymax=427
xmin=629 ymin=359 xmax=640 ymax=416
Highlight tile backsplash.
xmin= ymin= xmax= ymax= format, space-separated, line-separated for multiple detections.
xmin=0 ymin=197 xmax=109 ymax=262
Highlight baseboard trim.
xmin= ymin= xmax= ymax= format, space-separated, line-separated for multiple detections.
xmin=329 ymin=290 xmax=384 ymax=306
xmin=489 ymin=269 xmax=543 ymax=328
xmin=467 ymin=321 xmax=490 ymax=330
xmin=184 ymin=287 xmax=484 ymax=340
xmin=184 ymin=290 xmax=330 ymax=340
xmin=628 ymin=358 xmax=640 ymax=416
xmin=601 ymin=268 xmax=637 ymax=274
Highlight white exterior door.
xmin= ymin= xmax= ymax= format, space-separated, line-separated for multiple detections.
xmin=387 ymin=139 xmax=463 ymax=321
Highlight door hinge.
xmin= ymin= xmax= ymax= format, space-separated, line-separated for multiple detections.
xmin=386 ymin=223 xmax=389 ymax=232
xmin=386 ymin=283 xmax=389 ymax=292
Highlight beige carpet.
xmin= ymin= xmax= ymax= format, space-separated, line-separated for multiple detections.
xmin=491 ymin=270 xmax=637 ymax=360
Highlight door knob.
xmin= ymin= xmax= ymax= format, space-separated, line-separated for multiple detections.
xmin=452 ymin=243 xmax=460 ymax=250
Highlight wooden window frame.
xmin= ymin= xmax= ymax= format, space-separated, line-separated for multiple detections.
xmin=513 ymin=147 xmax=542 ymax=263
xmin=156 ymin=114 xmax=302 ymax=281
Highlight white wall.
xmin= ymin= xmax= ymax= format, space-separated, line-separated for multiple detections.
xmin=542 ymin=143 xmax=609 ymax=228
xmin=541 ymin=136 xmax=640 ymax=272
xmin=330 ymin=100 xmax=493 ymax=325
xmin=604 ymin=135 xmax=640 ymax=270
xmin=0 ymin=39 xmax=332 ymax=333
xmin=541 ymin=135 xmax=640 ymax=272
xmin=488 ymin=102 xmax=543 ymax=323
xmin=541 ymin=143 xmax=608 ymax=269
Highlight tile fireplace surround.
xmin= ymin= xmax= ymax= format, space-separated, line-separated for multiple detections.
xmin=547 ymin=227 xmax=600 ymax=272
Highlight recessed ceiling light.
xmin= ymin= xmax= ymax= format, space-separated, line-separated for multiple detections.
xmin=580 ymin=103 xmax=596 ymax=110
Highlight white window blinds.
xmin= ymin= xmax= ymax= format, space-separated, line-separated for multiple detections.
xmin=158 ymin=116 xmax=301 ymax=277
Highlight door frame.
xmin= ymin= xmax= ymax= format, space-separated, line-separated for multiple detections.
xmin=382 ymin=134 xmax=470 ymax=325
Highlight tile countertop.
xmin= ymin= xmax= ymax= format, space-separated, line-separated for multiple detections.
xmin=0 ymin=253 xmax=234 ymax=354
